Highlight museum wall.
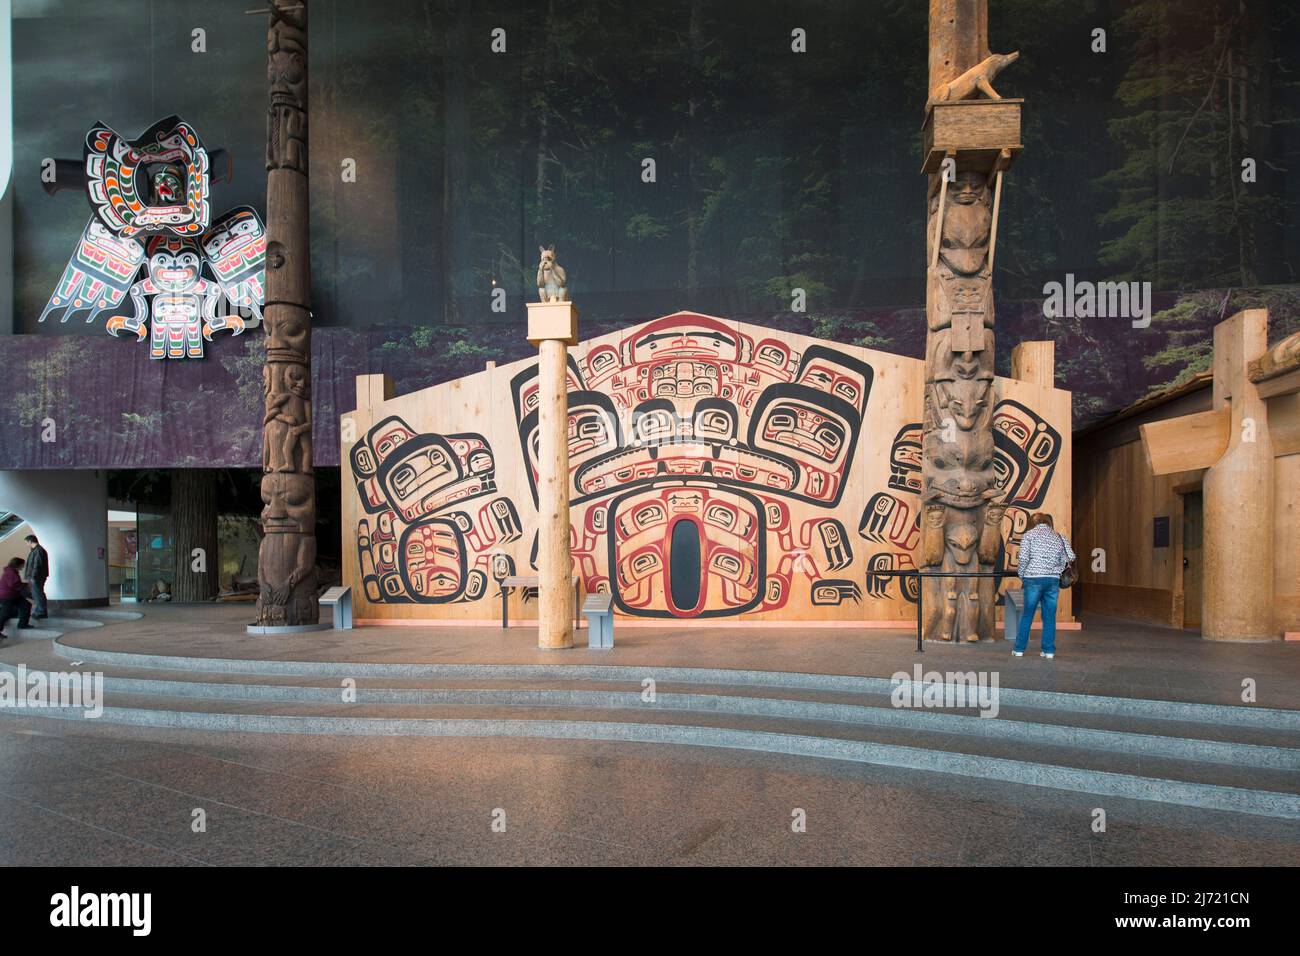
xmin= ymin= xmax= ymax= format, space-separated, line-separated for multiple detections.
xmin=0 ymin=468 xmax=108 ymax=605
xmin=0 ymin=518 xmax=32 ymax=568
xmin=4 ymin=0 xmax=1299 ymax=454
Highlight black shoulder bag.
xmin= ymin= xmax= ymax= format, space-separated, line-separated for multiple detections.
xmin=1056 ymin=532 xmax=1078 ymax=589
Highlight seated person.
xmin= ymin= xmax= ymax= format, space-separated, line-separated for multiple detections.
xmin=0 ymin=557 xmax=33 ymax=639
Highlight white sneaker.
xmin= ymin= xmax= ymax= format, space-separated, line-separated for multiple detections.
xmin=1011 ymin=650 xmax=1023 ymax=657
xmin=1040 ymin=652 xmax=1054 ymax=659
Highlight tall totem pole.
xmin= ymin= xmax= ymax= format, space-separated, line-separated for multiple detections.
xmin=919 ymin=0 xmax=1021 ymax=641
xmin=256 ymin=0 xmax=318 ymax=628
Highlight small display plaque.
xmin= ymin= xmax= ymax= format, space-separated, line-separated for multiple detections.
xmin=1153 ymin=516 xmax=1171 ymax=548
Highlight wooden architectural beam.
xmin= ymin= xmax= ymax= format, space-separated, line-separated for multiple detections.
xmin=1256 ymin=368 xmax=1300 ymax=400
xmin=1248 ymin=328 xmax=1300 ymax=386
xmin=1139 ymin=408 xmax=1230 ymax=476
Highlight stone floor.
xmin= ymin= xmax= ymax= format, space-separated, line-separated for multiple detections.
xmin=1 ymin=712 xmax=1298 ymax=866
xmin=0 ymin=606 xmax=1297 ymax=866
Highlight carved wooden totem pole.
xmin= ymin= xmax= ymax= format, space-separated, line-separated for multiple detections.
xmin=256 ymin=0 xmax=318 ymax=628
xmin=919 ymin=0 xmax=1021 ymax=641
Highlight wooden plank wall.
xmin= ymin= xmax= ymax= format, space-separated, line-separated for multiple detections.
xmin=1270 ymin=393 xmax=1300 ymax=633
xmin=341 ymin=313 xmax=1073 ymax=625
xmin=1075 ymin=386 xmax=1300 ymax=634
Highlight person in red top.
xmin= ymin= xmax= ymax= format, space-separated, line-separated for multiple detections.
xmin=0 ymin=557 xmax=33 ymax=640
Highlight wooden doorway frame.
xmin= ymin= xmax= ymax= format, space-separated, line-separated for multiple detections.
xmin=1171 ymin=481 xmax=1202 ymax=629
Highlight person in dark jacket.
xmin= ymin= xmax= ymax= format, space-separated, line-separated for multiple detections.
xmin=0 ymin=557 xmax=33 ymax=639
xmin=23 ymin=534 xmax=49 ymax=620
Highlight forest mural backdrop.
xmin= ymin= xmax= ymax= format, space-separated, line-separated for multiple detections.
xmin=4 ymin=0 xmax=1299 ymax=467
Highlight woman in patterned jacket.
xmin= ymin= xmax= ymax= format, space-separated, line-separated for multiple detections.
xmin=1012 ymin=513 xmax=1075 ymax=659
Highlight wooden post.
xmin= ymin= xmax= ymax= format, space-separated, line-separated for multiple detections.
xmin=527 ymin=300 xmax=578 ymax=648
xmin=354 ymin=373 xmax=394 ymax=412
xmin=170 ymin=469 xmax=219 ymax=602
xmin=256 ymin=0 xmax=318 ymax=628
xmin=1203 ymin=309 xmax=1274 ymax=640
xmin=928 ymin=0 xmax=988 ymax=104
xmin=1010 ymin=341 xmax=1054 ymax=388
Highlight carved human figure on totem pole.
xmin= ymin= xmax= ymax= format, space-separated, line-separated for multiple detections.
xmin=921 ymin=167 xmax=1004 ymax=641
xmin=927 ymin=171 xmax=994 ymax=354
xmin=257 ymin=0 xmax=317 ymax=628
xmin=263 ymin=363 xmax=313 ymax=474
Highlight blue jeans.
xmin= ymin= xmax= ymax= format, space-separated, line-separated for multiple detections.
xmin=30 ymin=578 xmax=47 ymax=618
xmin=1014 ymin=577 xmax=1059 ymax=655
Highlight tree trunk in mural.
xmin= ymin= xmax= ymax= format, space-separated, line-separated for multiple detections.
xmin=171 ymin=469 xmax=219 ymax=602
xmin=919 ymin=0 xmax=1014 ymax=642
xmin=257 ymin=0 xmax=318 ymax=627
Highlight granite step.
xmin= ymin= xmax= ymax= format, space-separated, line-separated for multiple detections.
xmin=6 ymin=642 xmax=1300 ymax=769
xmin=45 ymin=636 xmax=1300 ymax=731
xmin=6 ymin=645 xmax=1300 ymax=751
xmin=9 ymin=691 xmax=1300 ymax=820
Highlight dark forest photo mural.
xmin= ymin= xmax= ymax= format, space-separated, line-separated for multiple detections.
xmin=5 ymin=0 xmax=1299 ymax=451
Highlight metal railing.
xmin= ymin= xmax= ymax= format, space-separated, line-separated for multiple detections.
xmin=870 ymin=569 xmax=1018 ymax=652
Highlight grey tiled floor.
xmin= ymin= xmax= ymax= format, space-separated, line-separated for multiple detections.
xmin=0 ymin=714 xmax=1297 ymax=866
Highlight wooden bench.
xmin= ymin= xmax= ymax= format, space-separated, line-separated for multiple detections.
xmin=319 ymin=585 xmax=352 ymax=630
xmin=583 ymin=593 xmax=614 ymax=649
xmin=500 ymin=575 xmax=580 ymax=630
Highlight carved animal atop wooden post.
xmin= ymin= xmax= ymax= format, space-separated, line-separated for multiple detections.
xmin=927 ymin=51 xmax=1019 ymax=109
xmin=536 ymin=246 xmax=568 ymax=303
